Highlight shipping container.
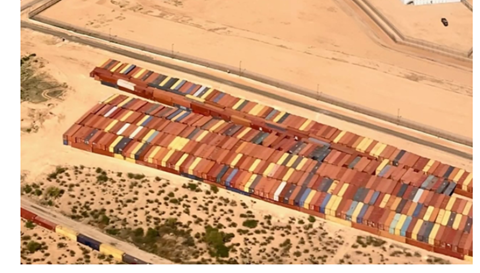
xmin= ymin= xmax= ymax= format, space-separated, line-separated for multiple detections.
xmin=77 ymin=234 xmax=101 ymax=251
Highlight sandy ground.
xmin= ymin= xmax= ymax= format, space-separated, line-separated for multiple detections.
xmin=20 ymin=165 xmax=467 ymax=264
xmin=20 ymin=27 xmax=471 ymax=264
xmin=20 ymin=219 xmax=117 ymax=264
xmin=39 ymin=0 xmax=472 ymax=138
xmin=368 ymin=0 xmax=472 ymax=52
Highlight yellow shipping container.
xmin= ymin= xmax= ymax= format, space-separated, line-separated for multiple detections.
xmin=331 ymin=197 xmax=343 ymax=216
xmin=282 ymin=168 xmax=295 ymax=181
xmin=277 ymin=153 xmax=289 ymax=165
xmin=200 ymin=88 xmax=215 ymax=100
xmin=117 ymin=97 xmax=134 ymax=108
xmin=249 ymin=159 xmax=262 ymax=173
xmin=110 ymin=62 xmax=123 ymax=72
xmin=428 ymin=224 xmax=441 ymax=245
xmin=103 ymin=93 xmax=119 ymax=104
xmin=115 ymin=154 xmax=126 ymax=161
xmin=452 ymin=214 xmax=462 ymax=230
xmin=379 ymin=194 xmax=391 ymax=208
xmin=273 ymin=111 xmax=287 ymax=123
xmin=338 ymin=184 xmax=349 ymax=197
xmin=446 ymin=197 xmax=456 ymax=211
xmin=462 ymin=202 xmax=472 ymax=215
xmin=441 ymin=211 xmax=452 ymax=226
xmin=326 ymin=215 xmax=352 ymax=228
xmin=170 ymin=111 xmax=185 ymax=122
xmin=463 ymin=173 xmax=473 ymax=191
xmin=99 ymin=244 xmax=124 ymax=262
xmin=55 ymin=225 xmax=78 ymax=241
xmin=195 ymin=130 xmax=209 ymax=142
xmin=394 ymin=215 xmax=407 ymax=236
xmin=161 ymin=150 xmax=176 ymax=167
xmin=296 ymin=158 xmax=308 ymax=170
xmin=136 ymin=115 xmax=150 ymax=126
xmin=359 ymin=138 xmax=373 ymax=153
xmin=188 ymin=157 xmax=202 ymax=175
xmin=105 ymin=120 xmax=119 ymax=132
xmin=423 ymin=206 xmax=434 ymax=221
xmin=327 ymin=180 xmax=338 ymax=194
xmin=119 ymin=111 xmax=134 ymax=122
xmin=286 ymin=155 xmax=298 ymax=168
xmin=299 ymin=119 xmax=313 ymax=131
xmin=373 ymin=143 xmax=387 ymax=158
xmin=119 ymin=63 xmax=131 ymax=74
xmin=236 ymin=127 xmax=251 ymax=139
xmin=98 ymin=58 xmax=111 ymax=67
xmin=435 ymin=209 xmax=446 ymax=224
xmin=333 ymin=131 xmax=346 ymax=144
xmin=244 ymin=174 xmax=257 ymax=192
xmin=412 ymin=219 xmax=424 ymax=241
xmin=171 ymin=79 xmax=184 ymax=90
xmin=159 ymin=76 xmax=171 ymax=87
xmin=464 ymin=255 xmax=472 ymax=263
xmin=351 ymin=202 xmax=364 ymax=223
xmin=249 ymin=104 xmax=264 ymax=116
xmin=147 ymin=146 xmax=161 ymax=163
xmin=355 ymin=137 xmax=368 ymax=152
xmin=304 ymin=190 xmax=317 ymax=209
xmin=174 ymin=153 xmax=189 ymax=172
xmin=128 ymin=142 xmax=143 ymax=159
xmin=108 ymin=136 xmax=123 ymax=153
xmin=177 ymin=138 xmax=189 ymax=151
xmin=375 ymin=159 xmax=390 ymax=175
xmin=391 ymin=197 xmax=401 ymax=210
xmin=133 ymin=68 xmax=146 ymax=79
xmin=231 ymin=154 xmax=244 ymax=168
xmin=263 ymin=162 xmax=275 ymax=176
xmin=452 ymin=169 xmax=465 ymax=183
xmin=368 ymin=142 xmax=382 ymax=157
xmin=422 ymin=159 xmax=435 ymax=173
xmin=141 ymin=129 xmax=156 ymax=143
xmin=325 ymin=195 xmax=338 ymax=216
xmin=209 ymin=120 xmax=225 ymax=132
xmin=233 ymin=99 xmax=245 ymax=110
xmin=186 ymin=94 xmax=205 ymax=103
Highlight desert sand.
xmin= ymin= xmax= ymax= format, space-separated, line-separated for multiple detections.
xmin=20 ymin=165 xmax=467 ymax=264
xmin=20 ymin=219 xmax=117 ymax=264
xmin=368 ymin=0 xmax=472 ymax=52
xmin=39 ymin=0 xmax=473 ymax=137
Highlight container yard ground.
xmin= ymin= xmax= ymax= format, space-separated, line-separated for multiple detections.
xmin=39 ymin=0 xmax=473 ymax=138
xmin=20 ymin=165 xmax=468 ymax=264
xmin=20 ymin=219 xmax=116 ymax=264
xmin=19 ymin=28 xmax=471 ymax=264
xmin=368 ymin=0 xmax=472 ymax=53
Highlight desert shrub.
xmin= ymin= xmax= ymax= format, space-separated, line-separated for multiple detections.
xmin=308 ymin=216 xmax=316 ymax=223
xmin=210 ymin=185 xmax=219 ymax=194
xmin=27 ymin=241 xmax=41 ymax=253
xmin=242 ymin=220 xmax=258 ymax=229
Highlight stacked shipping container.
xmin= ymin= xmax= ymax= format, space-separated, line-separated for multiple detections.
xmin=20 ymin=208 xmax=148 ymax=264
xmin=62 ymin=94 xmax=473 ymax=261
xmin=89 ymin=59 xmax=473 ymax=199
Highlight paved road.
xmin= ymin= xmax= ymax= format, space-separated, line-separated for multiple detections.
xmin=21 ymin=197 xmax=173 ymax=264
xmin=20 ymin=21 xmax=472 ymax=160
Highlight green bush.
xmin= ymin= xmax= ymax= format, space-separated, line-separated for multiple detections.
xmin=308 ymin=215 xmax=316 ymax=223
xmin=27 ymin=241 xmax=41 ymax=253
xmin=242 ymin=220 xmax=258 ymax=229
xmin=210 ymin=185 xmax=219 ymax=194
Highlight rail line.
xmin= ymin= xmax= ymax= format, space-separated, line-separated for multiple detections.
xmin=20 ymin=21 xmax=472 ymax=160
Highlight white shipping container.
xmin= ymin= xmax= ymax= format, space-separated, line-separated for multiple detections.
xmin=193 ymin=86 xmax=207 ymax=97
xmin=117 ymin=79 xmax=135 ymax=91
xmin=117 ymin=123 xmax=131 ymax=135
xmin=129 ymin=126 xmax=144 ymax=139
xmin=274 ymin=181 xmax=287 ymax=202
xmin=104 ymin=106 xmax=118 ymax=118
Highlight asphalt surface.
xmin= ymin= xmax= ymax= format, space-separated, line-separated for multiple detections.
xmin=20 ymin=20 xmax=472 ymax=160
xmin=21 ymin=197 xmax=173 ymax=264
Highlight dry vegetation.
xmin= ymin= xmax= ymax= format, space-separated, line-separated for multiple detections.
xmin=21 ymin=165 xmax=464 ymax=264
xmin=20 ymin=219 xmax=119 ymax=264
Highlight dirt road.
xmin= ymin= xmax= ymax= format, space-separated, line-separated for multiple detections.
xmin=21 ymin=197 xmax=173 ymax=265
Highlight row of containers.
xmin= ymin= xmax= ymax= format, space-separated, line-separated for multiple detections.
xmin=62 ymin=94 xmax=473 ymax=262
xmin=89 ymin=59 xmax=473 ymax=198
xmin=20 ymin=208 xmax=148 ymax=264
